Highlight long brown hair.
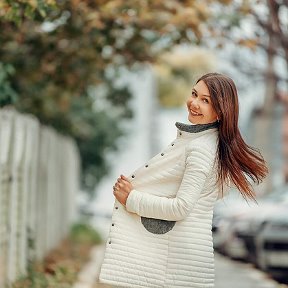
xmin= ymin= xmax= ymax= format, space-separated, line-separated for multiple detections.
xmin=196 ymin=73 xmax=268 ymax=200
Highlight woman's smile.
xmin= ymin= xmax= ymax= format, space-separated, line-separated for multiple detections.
xmin=189 ymin=109 xmax=203 ymax=116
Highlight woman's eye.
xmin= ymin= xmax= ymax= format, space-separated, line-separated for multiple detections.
xmin=191 ymin=91 xmax=197 ymax=97
xmin=203 ymin=98 xmax=209 ymax=104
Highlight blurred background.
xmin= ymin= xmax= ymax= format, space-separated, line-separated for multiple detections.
xmin=0 ymin=0 xmax=287 ymax=287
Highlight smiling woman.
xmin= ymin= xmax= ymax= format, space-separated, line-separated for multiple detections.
xmin=99 ymin=72 xmax=268 ymax=288
xmin=187 ymin=80 xmax=218 ymax=125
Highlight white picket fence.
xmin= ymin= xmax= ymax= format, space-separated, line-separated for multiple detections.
xmin=0 ymin=107 xmax=80 ymax=287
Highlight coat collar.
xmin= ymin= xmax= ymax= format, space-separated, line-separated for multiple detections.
xmin=175 ymin=121 xmax=219 ymax=139
xmin=175 ymin=121 xmax=219 ymax=133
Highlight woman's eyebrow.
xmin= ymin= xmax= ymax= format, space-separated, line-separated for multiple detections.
xmin=192 ymin=88 xmax=210 ymax=97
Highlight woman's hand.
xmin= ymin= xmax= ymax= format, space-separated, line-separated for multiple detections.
xmin=113 ymin=174 xmax=133 ymax=206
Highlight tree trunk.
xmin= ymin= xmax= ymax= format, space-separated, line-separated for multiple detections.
xmin=251 ymin=17 xmax=280 ymax=196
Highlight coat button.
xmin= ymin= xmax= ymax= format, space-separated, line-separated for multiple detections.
xmin=109 ymin=241 xmax=112 ymax=244
xmin=115 ymin=207 xmax=118 ymax=210
xmin=112 ymin=223 xmax=115 ymax=226
xmin=161 ymin=153 xmax=164 ymax=156
xmin=145 ymin=164 xmax=148 ymax=168
xmin=132 ymin=175 xmax=135 ymax=178
xmin=179 ymin=132 xmax=182 ymax=135
xmin=171 ymin=143 xmax=174 ymax=146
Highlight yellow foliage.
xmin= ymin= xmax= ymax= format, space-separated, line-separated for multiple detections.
xmin=25 ymin=0 xmax=38 ymax=8
xmin=160 ymin=48 xmax=216 ymax=71
xmin=158 ymin=77 xmax=191 ymax=107
xmin=155 ymin=47 xmax=217 ymax=107
xmin=193 ymin=2 xmax=211 ymax=19
xmin=217 ymin=0 xmax=233 ymax=4
xmin=153 ymin=64 xmax=172 ymax=78
xmin=238 ymin=38 xmax=259 ymax=51
xmin=239 ymin=0 xmax=252 ymax=14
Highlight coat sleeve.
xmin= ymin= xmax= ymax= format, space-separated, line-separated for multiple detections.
xmin=125 ymin=145 xmax=216 ymax=221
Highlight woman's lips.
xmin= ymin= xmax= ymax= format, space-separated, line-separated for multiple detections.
xmin=190 ymin=110 xmax=202 ymax=116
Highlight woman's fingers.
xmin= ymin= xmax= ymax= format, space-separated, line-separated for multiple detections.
xmin=113 ymin=181 xmax=127 ymax=192
xmin=113 ymin=186 xmax=128 ymax=205
xmin=116 ymin=174 xmax=131 ymax=183
xmin=120 ymin=174 xmax=129 ymax=181
xmin=114 ymin=181 xmax=121 ymax=188
xmin=115 ymin=176 xmax=129 ymax=188
xmin=113 ymin=175 xmax=133 ymax=201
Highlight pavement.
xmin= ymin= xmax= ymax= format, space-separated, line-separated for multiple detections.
xmin=72 ymin=246 xmax=105 ymax=288
xmin=214 ymin=253 xmax=287 ymax=288
xmin=73 ymin=245 xmax=288 ymax=288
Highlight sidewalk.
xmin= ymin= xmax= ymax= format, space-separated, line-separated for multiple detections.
xmin=73 ymin=245 xmax=288 ymax=288
xmin=73 ymin=246 xmax=107 ymax=288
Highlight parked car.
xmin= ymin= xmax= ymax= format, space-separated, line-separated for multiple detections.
xmin=213 ymin=189 xmax=256 ymax=258
xmin=236 ymin=186 xmax=288 ymax=264
xmin=232 ymin=203 xmax=281 ymax=262
xmin=213 ymin=204 xmax=273 ymax=259
xmin=213 ymin=185 xmax=288 ymax=261
xmin=255 ymin=208 xmax=288 ymax=280
xmin=214 ymin=212 xmax=251 ymax=259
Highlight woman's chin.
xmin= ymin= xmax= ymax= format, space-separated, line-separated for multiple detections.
xmin=188 ymin=115 xmax=200 ymax=125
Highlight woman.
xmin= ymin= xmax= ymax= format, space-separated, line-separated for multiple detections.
xmin=99 ymin=73 xmax=268 ymax=288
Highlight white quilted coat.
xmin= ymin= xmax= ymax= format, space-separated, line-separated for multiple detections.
xmin=99 ymin=122 xmax=223 ymax=288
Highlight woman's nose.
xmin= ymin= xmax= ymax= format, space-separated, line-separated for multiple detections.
xmin=191 ymin=98 xmax=200 ymax=109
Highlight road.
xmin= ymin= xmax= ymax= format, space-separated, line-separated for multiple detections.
xmin=73 ymin=245 xmax=287 ymax=288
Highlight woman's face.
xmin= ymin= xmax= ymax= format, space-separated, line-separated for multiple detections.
xmin=186 ymin=80 xmax=218 ymax=125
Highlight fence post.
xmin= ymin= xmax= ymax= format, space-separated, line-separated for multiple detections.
xmin=0 ymin=109 xmax=14 ymax=287
xmin=7 ymin=113 xmax=27 ymax=284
